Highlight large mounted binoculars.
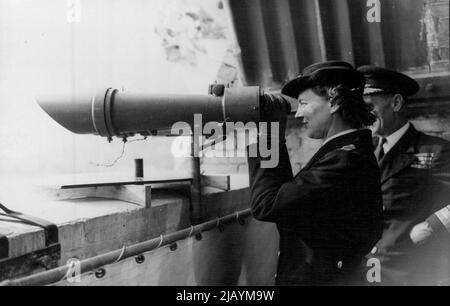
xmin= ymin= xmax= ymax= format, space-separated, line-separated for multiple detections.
xmin=37 ymin=85 xmax=295 ymax=139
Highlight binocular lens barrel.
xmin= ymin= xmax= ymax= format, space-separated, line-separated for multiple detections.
xmin=37 ymin=87 xmax=262 ymax=138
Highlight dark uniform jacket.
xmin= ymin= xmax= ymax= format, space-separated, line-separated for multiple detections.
xmin=248 ymin=130 xmax=383 ymax=285
xmin=368 ymin=124 xmax=450 ymax=285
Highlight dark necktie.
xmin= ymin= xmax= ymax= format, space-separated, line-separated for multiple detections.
xmin=375 ymin=137 xmax=387 ymax=162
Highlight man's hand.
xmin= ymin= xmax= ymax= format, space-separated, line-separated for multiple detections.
xmin=410 ymin=221 xmax=434 ymax=245
xmin=259 ymin=93 xmax=291 ymax=141
xmin=410 ymin=205 xmax=450 ymax=245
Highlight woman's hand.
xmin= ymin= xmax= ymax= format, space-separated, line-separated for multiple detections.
xmin=259 ymin=93 xmax=291 ymax=141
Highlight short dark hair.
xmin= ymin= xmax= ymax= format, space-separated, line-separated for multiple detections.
xmin=310 ymin=85 xmax=376 ymax=129
xmin=379 ymin=92 xmax=409 ymax=107
xmin=367 ymin=92 xmax=409 ymax=115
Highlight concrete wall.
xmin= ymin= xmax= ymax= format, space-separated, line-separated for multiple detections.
xmin=56 ymin=218 xmax=279 ymax=286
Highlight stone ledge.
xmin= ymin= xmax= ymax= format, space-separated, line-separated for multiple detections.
xmin=0 ymin=174 xmax=251 ymax=280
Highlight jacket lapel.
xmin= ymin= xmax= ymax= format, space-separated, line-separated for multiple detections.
xmin=373 ymin=136 xmax=380 ymax=149
xmin=300 ymin=143 xmax=332 ymax=172
xmin=380 ymin=126 xmax=419 ymax=184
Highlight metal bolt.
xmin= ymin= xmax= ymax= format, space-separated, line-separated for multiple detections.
xmin=135 ymin=254 xmax=145 ymax=264
xmin=95 ymin=268 xmax=106 ymax=279
xmin=425 ymin=83 xmax=435 ymax=92
xmin=212 ymin=84 xmax=226 ymax=97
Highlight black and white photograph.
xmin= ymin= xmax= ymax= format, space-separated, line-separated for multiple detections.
xmin=0 ymin=0 xmax=449 ymax=291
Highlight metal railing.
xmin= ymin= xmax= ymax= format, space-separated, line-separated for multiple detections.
xmin=0 ymin=209 xmax=252 ymax=286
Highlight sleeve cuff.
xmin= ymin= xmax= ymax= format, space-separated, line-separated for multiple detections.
xmin=426 ymin=206 xmax=450 ymax=234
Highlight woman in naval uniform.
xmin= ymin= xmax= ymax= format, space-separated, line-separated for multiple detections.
xmin=247 ymin=61 xmax=383 ymax=286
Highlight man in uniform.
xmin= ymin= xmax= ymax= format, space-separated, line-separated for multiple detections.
xmin=247 ymin=61 xmax=383 ymax=285
xmin=359 ymin=66 xmax=450 ymax=285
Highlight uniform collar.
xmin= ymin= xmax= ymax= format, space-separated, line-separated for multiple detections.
xmin=300 ymin=129 xmax=373 ymax=172
xmin=323 ymin=129 xmax=359 ymax=147
xmin=383 ymin=122 xmax=411 ymax=154
xmin=378 ymin=124 xmax=420 ymax=184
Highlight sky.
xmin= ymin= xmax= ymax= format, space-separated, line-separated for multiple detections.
xmin=0 ymin=0 xmax=232 ymax=182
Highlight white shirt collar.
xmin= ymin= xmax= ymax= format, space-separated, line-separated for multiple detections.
xmin=383 ymin=122 xmax=411 ymax=154
xmin=323 ymin=129 xmax=359 ymax=146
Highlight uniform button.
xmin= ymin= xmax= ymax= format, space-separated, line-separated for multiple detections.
xmin=383 ymin=206 xmax=386 ymax=211
xmin=278 ymin=251 xmax=281 ymax=257
xmin=337 ymin=261 xmax=343 ymax=269
xmin=274 ymin=274 xmax=277 ymax=278
xmin=371 ymin=247 xmax=377 ymax=254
